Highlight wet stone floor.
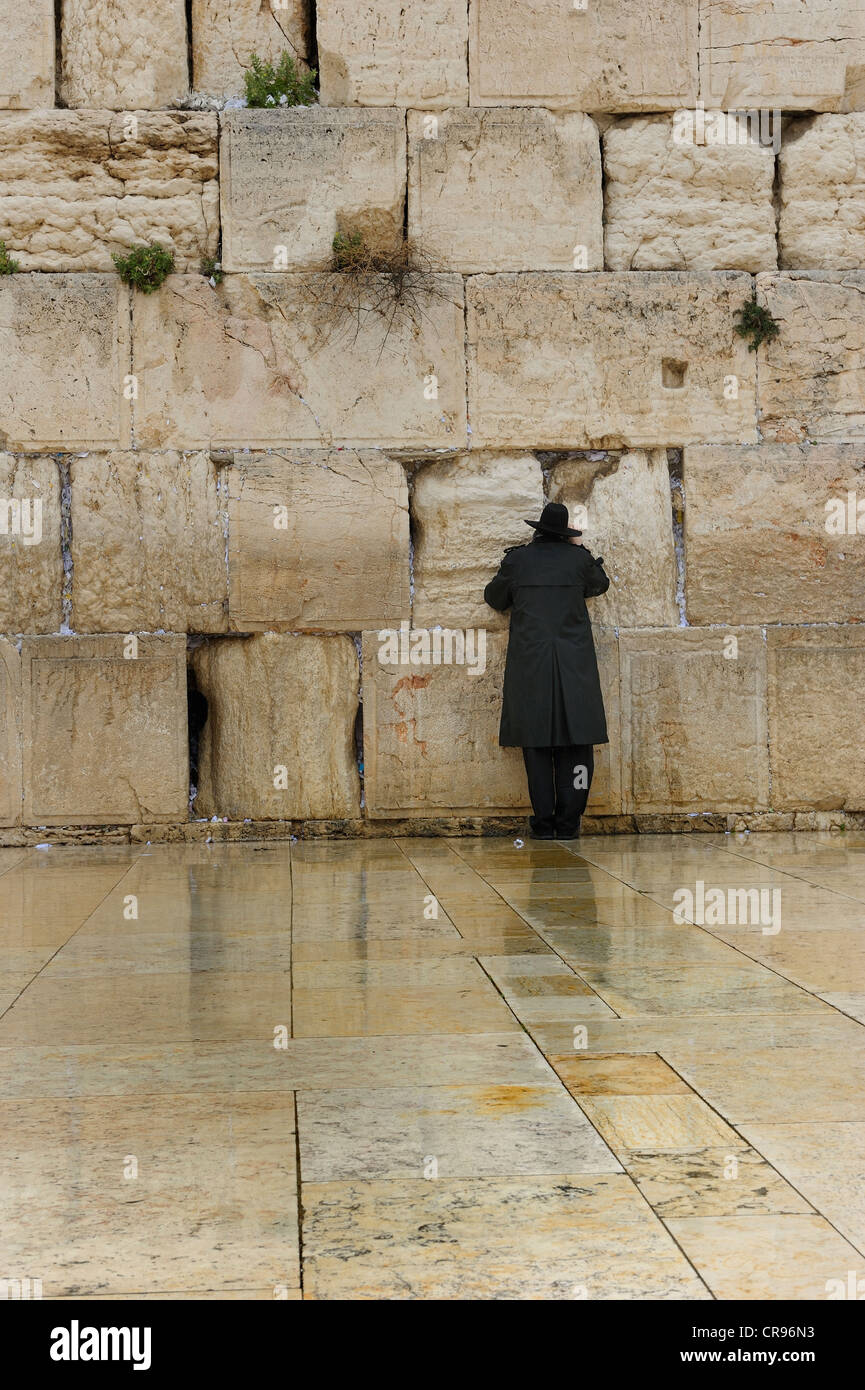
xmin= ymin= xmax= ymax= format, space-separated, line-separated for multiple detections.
xmin=1 ymin=831 xmax=864 ymax=1300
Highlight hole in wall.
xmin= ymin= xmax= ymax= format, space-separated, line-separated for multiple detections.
xmin=302 ymin=0 xmax=318 ymax=78
xmin=661 ymin=359 xmax=688 ymax=389
xmin=667 ymin=447 xmax=687 ymax=626
xmin=353 ymin=697 xmax=365 ymax=809
xmin=185 ymin=0 xmax=194 ymax=93
xmin=187 ymin=658 xmax=209 ymax=808
xmin=53 ymin=0 xmax=65 ymax=106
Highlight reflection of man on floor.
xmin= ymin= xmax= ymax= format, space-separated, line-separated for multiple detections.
xmin=484 ymin=503 xmax=610 ymax=841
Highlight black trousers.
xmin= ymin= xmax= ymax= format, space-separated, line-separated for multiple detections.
xmin=522 ymin=745 xmax=594 ymax=837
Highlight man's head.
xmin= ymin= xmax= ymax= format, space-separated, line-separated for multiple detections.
xmin=524 ymin=501 xmax=583 ymax=540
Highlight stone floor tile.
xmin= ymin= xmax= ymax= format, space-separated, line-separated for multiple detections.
xmin=576 ymin=1094 xmax=739 ymax=1150
xmin=625 ymin=1148 xmax=814 ymax=1219
xmin=297 ymin=1083 xmax=622 ymax=1181
xmin=665 ymin=1215 xmax=864 ymax=1299
xmin=302 ymin=1175 xmax=709 ymax=1300
xmin=292 ymin=983 xmax=521 ymax=1036
xmin=549 ymin=1053 xmax=690 ymax=1096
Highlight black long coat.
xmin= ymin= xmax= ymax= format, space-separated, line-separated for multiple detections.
xmin=483 ymin=538 xmax=610 ymax=748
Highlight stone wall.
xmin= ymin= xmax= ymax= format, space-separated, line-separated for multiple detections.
xmin=1 ymin=1 xmax=864 ymax=840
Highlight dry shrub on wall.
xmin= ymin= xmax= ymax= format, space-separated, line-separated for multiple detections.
xmin=301 ymin=218 xmax=446 ymax=356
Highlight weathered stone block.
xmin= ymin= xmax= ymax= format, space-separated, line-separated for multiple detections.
xmin=470 ymin=0 xmax=698 ymax=110
xmin=227 ymin=450 xmax=409 ymax=631
xmin=192 ymin=634 xmax=360 ymax=820
xmin=70 ymin=452 xmax=227 ymax=633
xmin=361 ymin=630 xmax=526 ymax=817
xmin=757 ymin=272 xmax=865 ymax=441
xmin=700 ymin=1 xmax=865 ymax=111
xmin=585 ymin=629 xmax=621 ymax=818
xmin=0 ymin=455 xmax=62 ymax=634
xmin=411 ymin=452 xmax=544 ymax=629
xmin=0 ymin=275 xmax=131 ymax=452
xmin=61 ymin=0 xmax=188 ymax=109
xmin=191 ymin=0 xmax=311 ymax=100
xmin=466 ymin=272 xmax=756 ymax=449
xmin=21 ymin=635 xmax=188 ymax=825
xmin=768 ymin=628 xmax=865 ymax=811
xmin=780 ymin=115 xmax=865 ymax=269
xmin=685 ymin=444 xmax=865 ymax=625
xmin=362 ymin=627 xmax=621 ymax=817
xmin=0 ymin=112 xmax=219 ymax=272
xmin=221 ymin=108 xmax=405 ymax=272
xmin=603 ymin=116 xmax=776 ymax=271
xmin=0 ymin=638 xmax=21 ymax=826
xmin=318 ymin=0 xmax=468 ymax=107
xmin=0 ymin=0 xmax=54 ymax=108
xmin=133 ymin=273 xmax=466 ymax=449
xmin=619 ymin=629 xmax=769 ymax=813
xmin=407 ymin=108 xmax=602 ymax=272
xmin=547 ymin=451 xmax=678 ymax=628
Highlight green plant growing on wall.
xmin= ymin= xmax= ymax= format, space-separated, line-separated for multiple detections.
xmin=0 ymin=240 xmax=20 ymax=274
xmin=734 ymin=293 xmax=780 ymax=352
xmin=332 ymin=228 xmax=366 ymax=271
xmin=113 ymin=242 xmax=175 ymax=293
xmin=243 ymin=51 xmax=317 ymax=108
xmin=201 ymin=255 xmax=224 ymax=285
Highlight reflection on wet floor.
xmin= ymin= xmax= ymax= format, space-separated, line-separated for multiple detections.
xmin=1 ymin=831 xmax=864 ymax=1299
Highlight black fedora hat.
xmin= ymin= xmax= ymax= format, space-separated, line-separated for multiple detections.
xmin=524 ymin=501 xmax=582 ymax=538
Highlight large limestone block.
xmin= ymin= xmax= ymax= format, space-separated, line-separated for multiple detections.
xmin=620 ymin=630 xmax=769 ymax=814
xmin=192 ymin=634 xmax=360 ymax=820
xmin=61 ymin=0 xmax=188 ymax=109
xmin=700 ymin=1 xmax=865 ymax=111
xmin=133 ymin=273 xmax=466 ymax=449
xmin=780 ymin=115 xmax=865 ymax=269
xmin=576 ymin=628 xmax=621 ymax=818
xmin=221 ymin=108 xmax=405 ymax=272
xmin=768 ymin=628 xmax=865 ymax=811
xmin=411 ymin=453 xmax=544 ymax=629
xmin=318 ymin=0 xmax=468 ymax=107
xmin=0 ymin=638 xmax=21 ymax=826
xmin=406 ymin=109 xmax=602 ymax=273
xmin=469 ymin=0 xmax=698 ymax=110
xmin=0 ymin=455 xmax=62 ymax=634
xmin=21 ymin=635 xmax=188 ymax=825
xmin=361 ymin=630 xmax=526 ymax=817
xmin=362 ymin=627 xmax=621 ymax=816
xmin=685 ymin=444 xmax=865 ymax=625
xmin=0 ymin=275 xmax=131 ymax=452
xmin=191 ymin=0 xmax=311 ymax=100
xmin=227 ymin=450 xmax=409 ymax=631
xmin=0 ymin=0 xmax=54 ymax=108
xmin=0 ymin=112 xmax=219 ymax=272
xmin=603 ymin=116 xmax=776 ymax=272
xmin=466 ymin=272 xmax=757 ymax=449
xmin=70 ymin=452 xmax=227 ymax=633
xmin=547 ymin=451 xmax=678 ymax=628
xmin=756 ymin=272 xmax=865 ymax=441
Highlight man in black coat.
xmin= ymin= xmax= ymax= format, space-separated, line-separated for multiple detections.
xmin=484 ymin=502 xmax=610 ymax=840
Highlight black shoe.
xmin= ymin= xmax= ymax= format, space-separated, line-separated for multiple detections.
xmin=528 ymin=816 xmax=556 ymax=840
xmin=555 ymin=818 xmax=581 ymax=840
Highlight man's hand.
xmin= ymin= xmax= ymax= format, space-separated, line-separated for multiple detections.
xmin=568 ymin=536 xmax=584 ymax=547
